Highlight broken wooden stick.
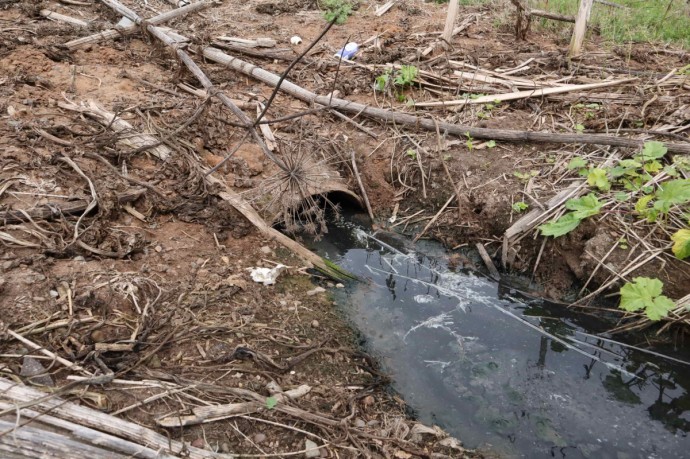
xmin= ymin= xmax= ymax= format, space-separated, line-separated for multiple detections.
xmin=415 ymin=78 xmax=635 ymax=107
xmin=58 ymin=99 xmax=170 ymax=160
xmin=501 ymin=181 xmax=584 ymax=267
xmin=198 ymin=46 xmax=690 ymax=154
xmin=475 ymin=243 xmax=501 ymax=280
xmin=156 ymin=385 xmax=311 ymax=427
xmin=41 ymin=9 xmax=89 ymax=27
xmin=350 ymin=150 xmax=375 ymax=221
xmin=63 ymin=0 xmax=213 ymax=50
xmin=531 ymin=9 xmax=576 ymax=23
xmin=0 ymin=378 xmax=215 ymax=459
xmin=0 ymin=188 xmax=145 ymax=225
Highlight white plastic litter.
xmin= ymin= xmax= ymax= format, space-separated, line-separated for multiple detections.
xmin=250 ymin=264 xmax=287 ymax=285
xmin=290 ymin=36 xmax=302 ymax=45
xmin=334 ymin=42 xmax=359 ymax=60
xmin=116 ymin=17 xmax=134 ymax=28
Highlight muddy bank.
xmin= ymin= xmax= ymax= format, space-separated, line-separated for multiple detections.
xmin=0 ymin=0 xmax=688 ymax=456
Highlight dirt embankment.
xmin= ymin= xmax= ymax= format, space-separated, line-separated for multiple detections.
xmin=0 ymin=0 xmax=688 ymax=456
xmin=0 ymin=0 xmax=487 ymax=457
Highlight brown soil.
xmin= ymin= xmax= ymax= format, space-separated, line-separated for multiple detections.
xmin=0 ymin=0 xmax=688 ymax=457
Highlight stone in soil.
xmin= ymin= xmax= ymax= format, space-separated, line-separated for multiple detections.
xmin=304 ymin=439 xmax=320 ymax=458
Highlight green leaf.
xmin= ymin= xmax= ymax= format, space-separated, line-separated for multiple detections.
xmin=539 ymin=213 xmax=581 ymax=237
xmin=322 ymin=0 xmax=353 ymax=24
xmin=610 ymin=159 xmax=641 ymax=178
xmin=643 ymin=159 xmax=663 ymax=173
xmin=674 ymin=156 xmax=690 ymax=173
xmin=375 ymin=72 xmax=389 ymax=92
xmin=663 ymin=165 xmax=679 ymax=177
xmin=619 ymin=277 xmax=674 ymax=321
xmin=394 ymin=65 xmax=418 ymax=86
xmin=575 ymin=124 xmax=585 ymax=133
xmin=634 ymin=194 xmax=657 ymax=222
xmin=567 ymin=157 xmax=587 ymax=170
xmin=587 ymin=168 xmax=611 ymax=191
xmin=614 ymin=191 xmax=630 ymax=202
xmin=266 ymin=396 xmax=278 ymax=409
xmin=565 ymin=193 xmax=603 ymax=219
xmin=671 ymin=229 xmax=690 ymax=260
xmin=635 ymin=194 xmax=653 ymax=213
xmin=639 ymin=141 xmax=667 ymax=160
xmin=487 ymin=140 xmax=497 ymax=149
xmin=512 ymin=201 xmax=529 ymax=212
xmin=646 ymin=296 xmax=676 ymax=321
xmin=654 ymin=179 xmax=690 ymax=214
xmin=406 ymin=149 xmax=417 ymax=160
xmin=513 ymin=170 xmax=538 ymax=181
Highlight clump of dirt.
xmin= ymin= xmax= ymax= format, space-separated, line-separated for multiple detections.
xmin=255 ymin=0 xmax=317 ymax=15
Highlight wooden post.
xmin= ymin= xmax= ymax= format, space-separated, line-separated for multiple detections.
xmin=441 ymin=0 xmax=460 ymax=48
xmin=568 ymin=0 xmax=594 ymax=58
xmin=509 ymin=0 xmax=532 ymax=40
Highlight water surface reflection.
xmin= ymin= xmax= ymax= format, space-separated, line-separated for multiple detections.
xmin=310 ymin=223 xmax=690 ymax=458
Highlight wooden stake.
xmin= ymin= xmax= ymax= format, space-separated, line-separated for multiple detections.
xmin=509 ymin=0 xmax=531 ymax=40
xmin=475 ymin=243 xmax=501 ymax=280
xmin=568 ymin=0 xmax=594 ymax=58
xmin=441 ymin=0 xmax=459 ymax=48
xmin=350 ymin=150 xmax=375 ymax=221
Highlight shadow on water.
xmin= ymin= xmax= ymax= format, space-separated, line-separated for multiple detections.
xmin=307 ymin=215 xmax=690 ymax=458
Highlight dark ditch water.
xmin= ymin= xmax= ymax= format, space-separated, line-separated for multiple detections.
xmin=308 ymin=217 xmax=690 ymax=458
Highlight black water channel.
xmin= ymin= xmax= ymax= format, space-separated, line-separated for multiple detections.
xmin=307 ymin=217 xmax=690 ymax=458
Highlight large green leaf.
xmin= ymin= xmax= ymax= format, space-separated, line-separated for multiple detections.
xmin=539 ymin=213 xmax=581 ymax=237
xmin=645 ymin=296 xmax=677 ymax=321
xmin=564 ymin=193 xmax=603 ymax=219
xmin=394 ymin=65 xmax=418 ymax=86
xmin=587 ymin=168 xmax=611 ymax=191
xmin=671 ymin=229 xmax=690 ymax=260
xmin=567 ymin=157 xmax=587 ymax=170
xmin=654 ymin=179 xmax=690 ymax=213
xmin=639 ymin=141 xmax=667 ymax=160
xmin=634 ymin=194 xmax=657 ymax=222
xmin=619 ymin=277 xmax=674 ymax=321
xmin=610 ymin=159 xmax=641 ymax=178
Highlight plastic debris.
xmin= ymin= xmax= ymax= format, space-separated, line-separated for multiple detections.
xmin=334 ymin=42 xmax=359 ymax=60
xmin=290 ymin=36 xmax=302 ymax=45
xmin=306 ymin=286 xmax=326 ymax=296
xmin=250 ymin=264 xmax=286 ymax=285
xmin=116 ymin=16 xmax=134 ymax=28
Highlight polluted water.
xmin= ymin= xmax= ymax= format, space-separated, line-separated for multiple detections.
xmin=307 ymin=217 xmax=690 ymax=459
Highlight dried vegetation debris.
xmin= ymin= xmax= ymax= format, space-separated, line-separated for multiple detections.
xmin=0 ymin=0 xmax=689 ymax=455
xmin=0 ymin=0 xmax=479 ymax=457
